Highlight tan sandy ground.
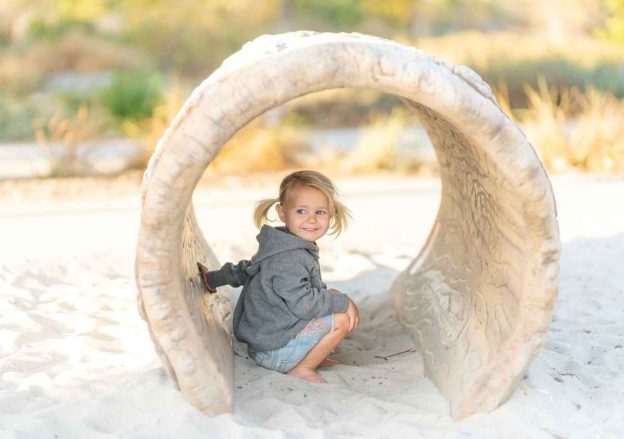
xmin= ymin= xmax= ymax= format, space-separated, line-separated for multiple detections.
xmin=1 ymin=171 xmax=623 ymax=438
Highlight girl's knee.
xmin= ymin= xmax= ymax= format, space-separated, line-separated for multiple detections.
xmin=333 ymin=312 xmax=349 ymax=332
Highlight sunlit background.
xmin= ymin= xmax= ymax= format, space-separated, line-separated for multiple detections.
xmin=1 ymin=0 xmax=623 ymax=180
xmin=2 ymin=3 xmax=624 ymax=436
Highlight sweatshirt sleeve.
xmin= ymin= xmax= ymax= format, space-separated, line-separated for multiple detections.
xmin=270 ymin=261 xmax=349 ymax=319
xmin=206 ymin=260 xmax=252 ymax=289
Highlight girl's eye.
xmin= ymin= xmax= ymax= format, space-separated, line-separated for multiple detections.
xmin=316 ymin=210 xmax=327 ymax=215
xmin=296 ymin=209 xmax=307 ymax=215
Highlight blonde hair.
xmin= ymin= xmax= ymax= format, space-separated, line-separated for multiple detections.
xmin=253 ymin=170 xmax=351 ymax=237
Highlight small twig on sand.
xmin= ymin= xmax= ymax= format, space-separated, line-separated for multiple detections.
xmin=374 ymin=348 xmax=417 ymax=361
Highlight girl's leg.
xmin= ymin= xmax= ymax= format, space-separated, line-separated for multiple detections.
xmin=286 ymin=312 xmax=349 ymax=383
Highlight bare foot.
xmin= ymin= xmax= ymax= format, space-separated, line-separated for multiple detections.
xmin=286 ymin=366 xmax=326 ymax=383
xmin=318 ymin=358 xmax=339 ymax=368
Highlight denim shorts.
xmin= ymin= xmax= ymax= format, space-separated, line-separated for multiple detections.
xmin=253 ymin=314 xmax=334 ymax=374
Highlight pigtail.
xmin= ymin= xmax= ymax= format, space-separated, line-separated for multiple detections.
xmin=253 ymin=198 xmax=279 ymax=229
xmin=328 ymin=195 xmax=352 ymax=237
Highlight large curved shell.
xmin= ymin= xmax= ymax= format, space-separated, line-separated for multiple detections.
xmin=135 ymin=31 xmax=560 ymax=419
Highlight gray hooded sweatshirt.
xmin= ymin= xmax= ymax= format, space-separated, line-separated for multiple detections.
xmin=206 ymin=225 xmax=350 ymax=358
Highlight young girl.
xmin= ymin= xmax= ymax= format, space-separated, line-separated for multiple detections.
xmin=197 ymin=170 xmax=359 ymax=384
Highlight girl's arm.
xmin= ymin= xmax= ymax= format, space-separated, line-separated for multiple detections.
xmin=200 ymin=260 xmax=252 ymax=290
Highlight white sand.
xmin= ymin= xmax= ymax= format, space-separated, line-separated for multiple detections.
xmin=1 ymin=173 xmax=623 ymax=438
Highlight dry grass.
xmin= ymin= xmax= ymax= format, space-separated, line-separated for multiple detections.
xmin=35 ymin=104 xmax=110 ymax=177
xmin=209 ymin=118 xmax=310 ymax=174
xmin=342 ymin=108 xmax=408 ymax=173
xmin=497 ymin=79 xmax=624 ymax=173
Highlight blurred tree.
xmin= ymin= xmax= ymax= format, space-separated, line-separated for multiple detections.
xmin=511 ymin=0 xmax=604 ymax=41
xmin=293 ymin=0 xmax=364 ymax=27
xmin=361 ymin=0 xmax=418 ymax=33
xmin=360 ymin=0 xmax=521 ymax=37
xmin=18 ymin=0 xmax=113 ymax=40
xmin=0 ymin=0 xmax=42 ymax=44
xmin=275 ymin=0 xmax=295 ymax=31
xmin=361 ymin=0 xmax=414 ymax=25
xmin=596 ymin=0 xmax=624 ymax=42
xmin=119 ymin=0 xmax=279 ymax=76
xmin=56 ymin=0 xmax=110 ymax=23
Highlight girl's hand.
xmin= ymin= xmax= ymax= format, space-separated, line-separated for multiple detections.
xmin=197 ymin=262 xmax=216 ymax=294
xmin=346 ymin=299 xmax=360 ymax=333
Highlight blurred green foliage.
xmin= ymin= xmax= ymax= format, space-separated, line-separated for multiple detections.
xmin=98 ymin=70 xmax=164 ymax=122
xmin=294 ymin=0 xmax=364 ymax=27
xmin=27 ymin=17 xmax=95 ymax=41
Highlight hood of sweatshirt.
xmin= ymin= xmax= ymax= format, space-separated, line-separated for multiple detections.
xmin=249 ymin=225 xmax=319 ymax=271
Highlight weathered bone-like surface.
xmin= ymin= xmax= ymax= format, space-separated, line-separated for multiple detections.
xmin=135 ymin=31 xmax=560 ymax=419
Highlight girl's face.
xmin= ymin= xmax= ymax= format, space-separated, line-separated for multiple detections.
xmin=277 ymin=185 xmax=331 ymax=243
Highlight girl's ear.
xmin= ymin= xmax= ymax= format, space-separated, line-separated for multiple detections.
xmin=276 ymin=203 xmax=285 ymax=222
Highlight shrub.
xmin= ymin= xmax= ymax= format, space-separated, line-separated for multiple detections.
xmin=99 ymin=69 xmax=164 ymax=123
